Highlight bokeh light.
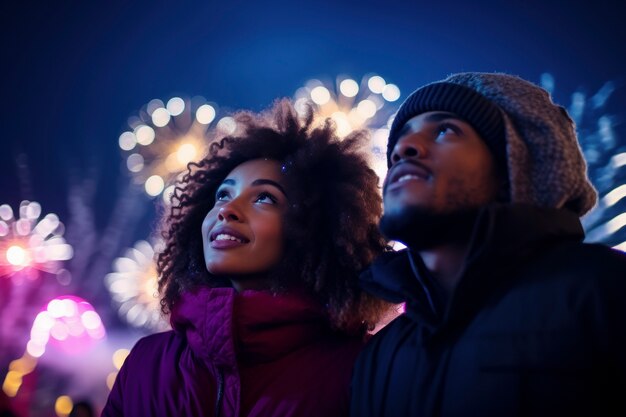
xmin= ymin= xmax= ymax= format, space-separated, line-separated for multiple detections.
xmin=196 ymin=104 xmax=216 ymax=124
xmin=118 ymin=96 xmax=234 ymax=198
xmin=105 ymin=240 xmax=170 ymax=331
xmin=544 ymin=74 xmax=626 ymax=250
xmin=39 ymin=296 xmax=106 ymax=354
xmin=293 ymin=74 xmax=402 ymax=185
xmin=2 ymin=354 xmax=36 ymax=397
xmin=0 ymin=201 xmax=73 ymax=280
xmin=106 ymin=348 xmax=131 ymax=391
xmin=55 ymin=395 xmax=73 ymax=417
xmin=2 ymin=296 xmax=105 ymax=398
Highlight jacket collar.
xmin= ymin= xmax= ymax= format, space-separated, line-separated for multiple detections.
xmin=362 ymin=204 xmax=585 ymax=330
xmin=170 ymin=287 xmax=330 ymax=368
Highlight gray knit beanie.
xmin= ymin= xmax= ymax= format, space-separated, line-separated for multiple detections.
xmin=387 ymin=72 xmax=597 ymax=216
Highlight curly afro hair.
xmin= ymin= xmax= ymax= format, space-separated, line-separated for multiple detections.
xmin=157 ymin=99 xmax=391 ymax=334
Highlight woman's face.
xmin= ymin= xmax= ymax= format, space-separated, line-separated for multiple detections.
xmin=201 ymin=159 xmax=288 ymax=285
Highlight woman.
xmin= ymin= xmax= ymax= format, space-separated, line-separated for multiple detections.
xmin=102 ymin=100 xmax=390 ymax=417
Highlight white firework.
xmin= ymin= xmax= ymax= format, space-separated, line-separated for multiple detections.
xmin=105 ymin=240 xmax=169 ymax=331
xmin=294 ymin=74 xmax=402 ymax=185
xmin=118 ymin=96 xmax=234 ymax=201
xmin=540 ymin=73 xmax=626 ymax=250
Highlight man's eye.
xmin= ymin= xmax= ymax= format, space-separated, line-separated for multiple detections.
xmin=255 ymin=192 xmax=277 ymax=204
xmin=437 ymin=123 xmax=459 ymax=137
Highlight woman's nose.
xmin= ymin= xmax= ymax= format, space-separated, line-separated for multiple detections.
xmin=217 ymin=203 xmax=242 ymax=222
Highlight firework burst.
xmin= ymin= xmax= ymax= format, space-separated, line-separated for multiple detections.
xmin=293 ymin=74 xmax=402 ymax=184
xmin=118 ymin=96 xmax=235 ymax=201
xmin=0 ymin=201 xmax=73 ymax=279
xmin=540 ymin=73 xmax=626 ymax=250
xmin=105 ymin=240 xmax=169 ymax=331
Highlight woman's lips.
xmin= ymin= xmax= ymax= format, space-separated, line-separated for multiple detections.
xmin=210 ymin=237 xmax=248 ymax=249
xmin=209 ymin=227 xmax=250 ymax=249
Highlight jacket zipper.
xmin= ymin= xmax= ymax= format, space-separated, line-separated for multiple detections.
xmin=215 ymin=368 xmax=224 ymax=417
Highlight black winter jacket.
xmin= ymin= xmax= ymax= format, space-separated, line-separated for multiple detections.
xmin=351 ymin=204 xmax=626 ymax=417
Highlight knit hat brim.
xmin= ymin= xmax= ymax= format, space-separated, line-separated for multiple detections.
xmin=386 ymin=82 xmax=505 ymax=173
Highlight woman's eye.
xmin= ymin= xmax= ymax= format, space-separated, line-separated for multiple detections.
xmin=255 ymin=192 xmax=277 ymax=204
xmin=215 ymin=190 xmax=230 ymax=201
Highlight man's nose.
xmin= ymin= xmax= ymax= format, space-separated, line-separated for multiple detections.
xmin=390 ymin=134 xmax=429 ymax=165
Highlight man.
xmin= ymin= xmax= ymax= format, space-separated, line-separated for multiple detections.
xmin=351 ymin=72 xmax=626 ymax=417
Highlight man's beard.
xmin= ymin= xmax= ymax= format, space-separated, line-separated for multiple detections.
xmin=380 ymin=205 xmax=480 ymax=250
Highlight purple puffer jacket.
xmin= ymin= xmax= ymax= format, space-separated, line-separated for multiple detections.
xmin=102 ymin=287 xmax=363 ymax=417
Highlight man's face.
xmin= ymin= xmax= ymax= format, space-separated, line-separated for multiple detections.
xmin=384 ymin=111 xmax=501 ymax=218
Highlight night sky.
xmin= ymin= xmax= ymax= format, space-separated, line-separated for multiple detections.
xmin=1 ymin=0 xmax=625 ymax=412
xmin=2 ymin=0 xmax=625 ymax=225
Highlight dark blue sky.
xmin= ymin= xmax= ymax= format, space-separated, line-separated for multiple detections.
xmin=1 ymin=0 xmax=625 ymax=244
xmin=1 ymin=1 xmax=625 ymax=405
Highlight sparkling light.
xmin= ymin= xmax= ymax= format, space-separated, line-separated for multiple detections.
xmin=167 ymin=97 xmax=185 ymax=116
xmin=47 ymin=299 xmax=66 ymax=318
xmin=127 ymin=153 xmax=144 ymax=173
xmin=0 ymin=201 xmax=73 ymax=279
xmin=196 ymin=104 xmax=216 ymax=124
xmin=151 ymin=108 xmax=171 ymax=127
xmin=106 ymin=372 xmax=117 ymax=390
xmin=105 ymin=240 xmax=170 ymax=331
xmin=26 ymin=340 xmax=45 ymax=357
xmin=81 ymin=310 xmax=102 ymax=330
xmin=176 ymin=143 xmax=197 ymax=165
xmin=40 ymin=296 xmax=106 ymax=352
xmin=357 ymin=99 xmax=377 ymax=118
xmin=0 ymin=206 xmax=13 ymax=222
xmin=2 ymin=353 xmax=38 ymax=397
xmin=612 ymin=152 xmax=626 ymax=169
xmin=145 ymin=175 xmax=165 ymax=196
xmin=331 ymin=112 xmax=353 ymax=137
xmin=605 ymin=213 xmax=626 ymax=234
xmin=24 ymin=202 xmax=41 ymax=219
xmin=135 ymin=125 xmax=156 ymax=145
xmin=2 ymin=370 xmax=22 ymax=397
xmin=216 ymin=117 xmax=237 ymax=135
xmin=119 ymin=97 xmax=228 ymax=197
xmin=603 ymin=184 xmax=626 ymax=207
xmin=112 ymin=349 xmax=130 ymax=370
xmin=164 ymin=152 xmax=180 ymax=173
xmin=146 ymin=99 xmax=165 ymax=115
xmin=368 ymin=75 xmax=386 ymax=94
xmin=310 ymin=86 xmax=331 ymax=105
xmin=563 ymin=72 xmax=626 ymax=249
xmin=339 ymin=79 xmax=359 ymax=97
xmin=382 ymin=84 xmax=401 ymax=102
xmin=118 ymin=132 xmax=137 ymax=151
xmin=293 ymin=74 xmax=401 ymax=187
xmin=55 ymin=395 xmax=73 ymax=417
xmin=16 ymin=219 xmax=31 ymax=235
xmin=6 ymin=245 xmax=28 ymax=266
